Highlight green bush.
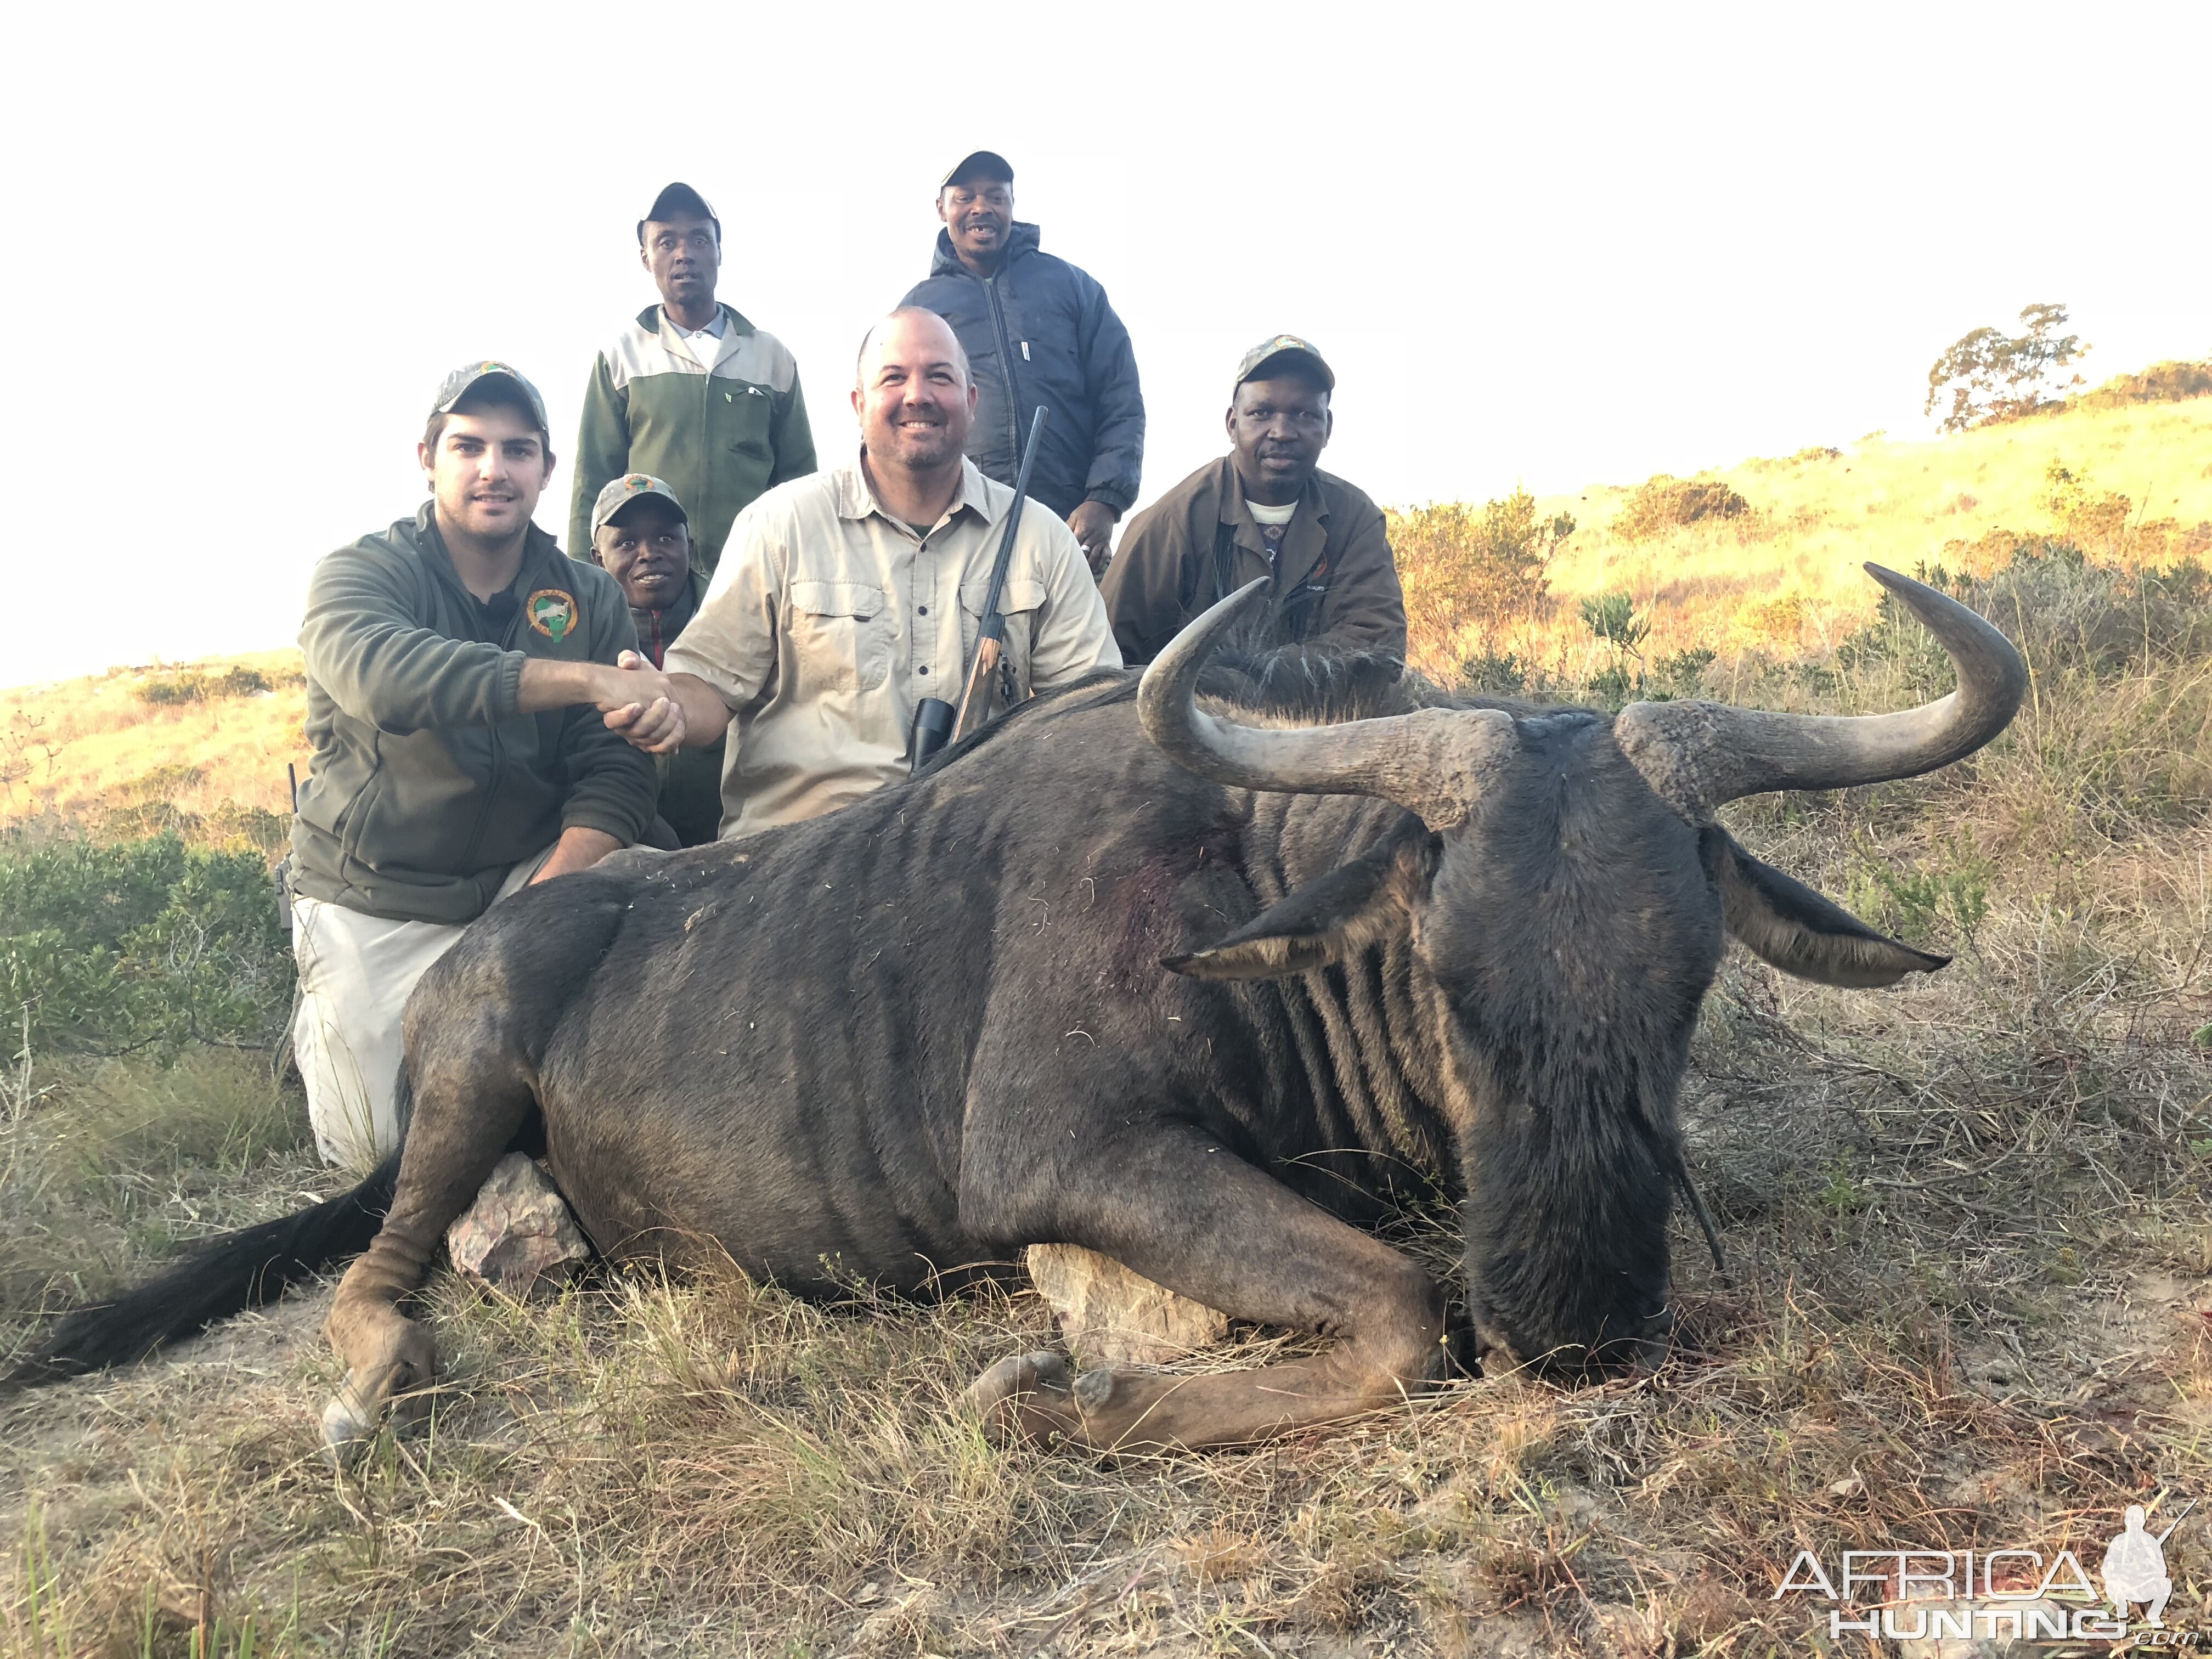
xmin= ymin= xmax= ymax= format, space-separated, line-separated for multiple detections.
xmin=0 ymin=833 xmax=293 ymax=1060
xmin=136 ymin=665 xmax=272 ymax=706
xmin=1612 ymin=475 xmax=1750 ymax=542
xmin=1580 ymin=591 xmax=1649 ymax=653
xmin=1456 ymin=647 xmax=1529 ymax=695
xmin=1839 ymin=542 xmax=2212 ymax=688
xmin=1392 ymin=489 xmax=1573 ymax=668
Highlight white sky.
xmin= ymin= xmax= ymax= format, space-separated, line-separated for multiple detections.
xmin=3 ymin=1 xmax=2204 ymax=686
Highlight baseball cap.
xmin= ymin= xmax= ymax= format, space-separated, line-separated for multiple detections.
xmin=1234 ymin=334 xmax=1335 ymax=394
xmin=638 ymin=181 xmax=720 ymax=242
xmin=941 ymin=150 xmax=1014 ymax=189
xmin=591 ymin=473 xmax=690 ymax=539
xmin=430 ymin=360 xmax=550 ymax=437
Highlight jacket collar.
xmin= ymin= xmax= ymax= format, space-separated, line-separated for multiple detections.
xmin=836 ymin=453 xmax=1002 ymax=533
xmin=413 ymin=501 xmax=565 ymax=600
xmin=628 ymin=570 xmax=703 ymax=664
xmin=1214 ymin=456 xmax=1331 ymax=591
xmin=927 ymin=220 xmax=1043 ymax=280
xmin=636 ymin=300 xmax=755 ymax=369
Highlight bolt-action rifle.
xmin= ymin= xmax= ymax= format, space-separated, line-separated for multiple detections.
xmin=908 ymin=404 xmax=1049 ymax=775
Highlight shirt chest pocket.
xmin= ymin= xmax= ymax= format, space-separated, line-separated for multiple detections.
xmin=958 ymin=575 xmax=1046 ymax=697
xmin=787 ymin=579 xmax=892 ymax=696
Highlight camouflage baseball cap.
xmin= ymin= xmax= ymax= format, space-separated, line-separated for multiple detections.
xmin=1234 ymin=334 xmax=1334 ymax=393
xmin=430 ymin=360 xmax=550 ymax=436
xmin=590 ymin=473 xmax=690 ymax=539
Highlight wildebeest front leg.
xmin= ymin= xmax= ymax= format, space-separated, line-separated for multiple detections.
xmin=320 ymin=994 xmax=540 ymax=1463
xmin=965 ymin=1128 xmax=1447 ymax=1451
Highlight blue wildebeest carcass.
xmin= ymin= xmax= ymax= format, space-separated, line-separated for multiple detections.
xmin=15 ymin=566 xmax=2024 ymax=1454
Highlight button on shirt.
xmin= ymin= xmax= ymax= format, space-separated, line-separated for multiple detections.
xmin=681 ymin=312 xmax=725 ymax=371
xmin=665 ymin=454 xmax=1122 ymax=836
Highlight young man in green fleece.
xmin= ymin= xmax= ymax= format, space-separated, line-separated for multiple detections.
xmin=289 ymin=362 xmax=660 ymax=1170
xmin=567 ymin=182 xmax=816 ymax=577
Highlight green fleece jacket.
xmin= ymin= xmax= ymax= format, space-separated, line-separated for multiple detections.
xmin=291 ymin=505 xmax=657 ymax=925
xmin=567 ymin=302 xmax=816 ymax=576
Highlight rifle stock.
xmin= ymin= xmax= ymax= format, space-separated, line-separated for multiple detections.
xmin=910 ymin=404 xmax=1049 ymax=771
xmin=951 ymin=633 xmax=1004 ymax=746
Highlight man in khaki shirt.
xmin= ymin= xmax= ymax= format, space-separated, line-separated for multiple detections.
xmin=607 ymin=307 xmax=1120 ymax=833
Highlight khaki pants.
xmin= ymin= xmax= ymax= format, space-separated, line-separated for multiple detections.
xmin=290 ymin=849 xmax=555 ymax=1171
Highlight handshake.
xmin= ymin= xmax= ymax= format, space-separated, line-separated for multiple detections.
xmin=517 ymin=653 xmax=698 ymax=754
xmin=593 ymin=651 xmax=693 ymax=753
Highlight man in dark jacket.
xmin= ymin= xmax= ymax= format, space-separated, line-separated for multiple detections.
xmin=586 ymin=472 xmax=725 ymax=846
xmin=901 ymin=150 xmax=1142 ymax=574
xmin=1100 ymin=335 xmax=1407 ymax=667
xmin=290 ymin=362 xmax=659 ymax=1169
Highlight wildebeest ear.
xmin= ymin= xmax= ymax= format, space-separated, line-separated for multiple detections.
xmin=1702 ymin=827 xmax=1950 ymax=988
xmin=1165 ymin=827 xmax=1438 ymax=981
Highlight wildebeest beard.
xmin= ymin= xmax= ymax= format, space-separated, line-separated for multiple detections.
xmin=14 ymin=568 xmax=2026 ymax=1460
xmin=1166 ymin=679 xmax=1716 ymax=1372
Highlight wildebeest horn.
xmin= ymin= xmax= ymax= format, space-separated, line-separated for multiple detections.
xmin=1138 ymin=580 xmax=1515 ymax=828
xmin=1613 ymin=563 xmax=2027 ymax=818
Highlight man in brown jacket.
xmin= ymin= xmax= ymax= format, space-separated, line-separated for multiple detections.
xmin=1100 ymin=335 xmax=1406 ymax=665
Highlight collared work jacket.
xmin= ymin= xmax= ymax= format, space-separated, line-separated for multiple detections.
xmin=1099 ymin=455 xmax=1408 ymax=666
xmin=567 ymin=301 xmax=816 ymax=575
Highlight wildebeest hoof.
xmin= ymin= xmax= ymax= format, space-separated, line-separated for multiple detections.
xmin=961 ymin=1350 xmax=1078 ymax=1446
xmin=319 ymin=1375 xmax=381 ymax=1470
xmin=1073 ymin=1366 xmax=1119 ymax=1410
xmin=317 ymin=1364 xmax=432 ymax=1471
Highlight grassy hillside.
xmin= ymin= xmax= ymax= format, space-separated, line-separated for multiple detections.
xmin=1 ymin=652 xmax=308 ymax=850
xmin=4 ymin=393 xmax=2212 ymax=1656
xmin=1404 ymin=397 xmax=2212 ymax=687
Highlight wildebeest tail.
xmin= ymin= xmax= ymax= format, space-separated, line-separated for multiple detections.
xmin=5 ymin=1150 xmax=400 ymax=1387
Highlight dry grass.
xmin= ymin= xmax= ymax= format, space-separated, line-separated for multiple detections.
xmin=1407 ymin=397 xmax=2212 ymax=684
xmin=1 ymin=653 xmax=308 ymax=851
xmin=4 ymin=400 xmax=2212 ymax=1655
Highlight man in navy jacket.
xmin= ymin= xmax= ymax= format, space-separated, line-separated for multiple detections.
xmin=901 ymin=150 xmax=1144 ymax=574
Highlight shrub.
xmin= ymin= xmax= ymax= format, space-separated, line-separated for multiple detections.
xmin=1612 ymin=475 xmax=1750 ymax=542
xmin=1844 ymin=542 xmax=2212 ymax=686
xmin=2037 ymin=459 xmax=2212 ymax=566
xmin=1456 ymin=648 xmax=1528 ymax=695
xmin=136 ymin=665 xmax=272 ymax=706
xmin=2075 ymin=358 xmax=2212 ymax=411
xmin=0 ymin=832 xmax=294 ymax=1060
xmin=1579 ymin=591 xmax=1649 ymax=655
xmin=1656 ymin=646 xmax=1718 ymax=696
xmin=1391 ymin=490 xmax=1571 ymax=673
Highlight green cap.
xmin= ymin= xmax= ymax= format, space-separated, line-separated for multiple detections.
xmin=591 ymin=473 xmax=690 ymax=539
xmin=1234 ymin=334 xmax=1334 ymax=393
xmin=430 ymin=360 xmax=550 ymax=437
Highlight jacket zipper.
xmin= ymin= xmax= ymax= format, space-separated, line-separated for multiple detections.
xmin=981 ymin=273 xmax=1024 ymax=462
xmin=696 ymin=308 xmax=712 ymax=523
xmin=455 ymin=562 xmax=515 ymax=872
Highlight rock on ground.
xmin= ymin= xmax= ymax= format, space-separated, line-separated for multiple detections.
xmin=445 ymin=1153 xmax=590 ymax=1295
xmin=1025 ymin=1243 xmax=1229 ymax=1366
